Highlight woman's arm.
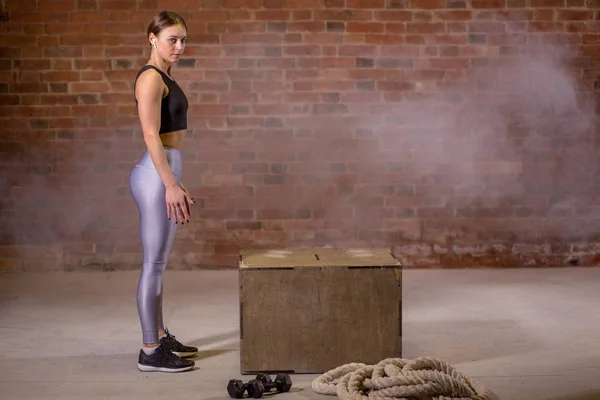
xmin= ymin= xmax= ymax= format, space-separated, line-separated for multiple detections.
xmin=135 ymin=69 xmax=189 ymax=222
xmin=135 ymin=69 xmax=178 ymax=190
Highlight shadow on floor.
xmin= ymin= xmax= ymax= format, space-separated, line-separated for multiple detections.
xmin=192 ymin=348 xmax=236 ymax=361
xmin=1 ymin=347 xmax=239 ymax=380
xmin=203 ymin=386 xmax=312 ymax=400
xmin=186 ymin=330 xmax=240 ymax=349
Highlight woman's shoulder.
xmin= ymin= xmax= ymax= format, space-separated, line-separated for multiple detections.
xmin=135 ymin=65 xmax=162 ymax=81
xmin=134 ymin=65 xmax=167 ymax=101
xmin=135 ymin=65 xmax=166 ymax=90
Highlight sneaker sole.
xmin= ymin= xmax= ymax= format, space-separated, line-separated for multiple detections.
xmin=137 ymin=363 xmax=194 ymax=373
xmin=172 ymin=351 xmax=198 ymax=358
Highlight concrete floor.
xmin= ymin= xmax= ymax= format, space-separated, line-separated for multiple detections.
xmin=1 ymin=267 xmax=600 ymax=400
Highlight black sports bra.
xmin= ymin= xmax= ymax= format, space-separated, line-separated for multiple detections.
xmin=134 ymin=65 xmax=188 ymax=134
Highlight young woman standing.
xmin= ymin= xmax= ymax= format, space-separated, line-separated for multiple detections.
xmin=129 ymin=10 xmax=197 ymax=373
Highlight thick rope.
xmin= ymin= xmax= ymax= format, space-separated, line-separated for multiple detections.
xmin=311 ymin=357 xmax=499 ymax=400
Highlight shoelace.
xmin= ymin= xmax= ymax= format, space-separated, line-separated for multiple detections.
xmin=158 ymin=343 xmax=182 ymax=361
xmin=164 ymin=334 xmax=179 ymax=345
xmin=163 ymin=329 xmax=177 ymax=341
xmin=162 ymin=329 xmax=185 ymax=350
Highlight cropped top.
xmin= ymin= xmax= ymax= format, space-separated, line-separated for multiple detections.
xmin=134 ymin=65 xmax=188 ymax=134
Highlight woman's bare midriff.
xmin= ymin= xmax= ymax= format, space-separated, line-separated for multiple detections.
xmin=160 ymin=129 xmax=186 ymax=149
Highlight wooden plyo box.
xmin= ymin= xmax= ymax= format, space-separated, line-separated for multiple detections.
xmin=238 ymin=248 xmax=402 ymax=374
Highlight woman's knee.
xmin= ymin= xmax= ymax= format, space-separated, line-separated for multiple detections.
xmin=141 ymin=259 xmax=168 ymax=275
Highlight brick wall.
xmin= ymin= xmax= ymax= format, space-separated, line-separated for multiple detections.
xmin=1 ymin=0 xmax=599 ymax=272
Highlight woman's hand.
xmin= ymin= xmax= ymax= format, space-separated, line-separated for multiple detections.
xmin=180 ymin=182 xmax=194 ymax=205
xmin=180 ymin=182 xmax=195 ymax=220
xmin=165 ymin=184 xmax=192 ymax=224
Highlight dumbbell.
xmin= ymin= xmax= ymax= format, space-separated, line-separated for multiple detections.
xmin=227 ymin=373 xmax=292 ymax=398
xmin=255 ymin=373 xmax=293 ymax=396
xmin=226 ymin=378 xmax=263 ymax=399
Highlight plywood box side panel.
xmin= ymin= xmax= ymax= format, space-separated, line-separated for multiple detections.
xmin=239 ymin=266 xmax=402 ymax=374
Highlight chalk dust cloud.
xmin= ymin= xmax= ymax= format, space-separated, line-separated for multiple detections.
xmin=247 ymin=15 xmax=600 ymax=249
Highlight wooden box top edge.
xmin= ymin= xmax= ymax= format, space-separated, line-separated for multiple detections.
xmin=239 ymin=248 xmax=402 ymax=269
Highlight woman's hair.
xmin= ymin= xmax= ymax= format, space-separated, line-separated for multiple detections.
xmin=147 ymin=10 xmax=187 ymax=38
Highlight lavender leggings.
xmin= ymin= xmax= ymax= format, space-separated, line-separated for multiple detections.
xmin=129 ymin=147 xmax=182 ymax=344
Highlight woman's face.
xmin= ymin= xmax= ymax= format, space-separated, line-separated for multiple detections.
xmin=152 ymin=24 xmax=187 ymax=63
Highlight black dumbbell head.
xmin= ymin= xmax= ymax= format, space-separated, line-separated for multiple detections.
xmin=275 ymin=373 xmax=292 ymax=393
xmin=256 ymin=373 xmax=272 ymax=385
xmin=247 ymin=379 xmax=265 ymax=399
xmin=227 ymin=379 xmax=245 ymax=399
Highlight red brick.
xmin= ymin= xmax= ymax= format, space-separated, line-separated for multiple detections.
xmin=472 ymin=0 xmax=507 ymax=7
xmin=287 ymin=21 xmax=327 ymax=32
xmin=411 ymin=0 xmax=445 ymax=8
xmin=0 ymin=47 xmax=21 ymax=58
xmin=38 ymin=0 xmax=78 ymax=11
xmin=346 ymin=0 xmax=385 ymax=7
xmin=435 ymin=10 xmax=472 ymax=20
xmin=374 ymin=11 xmax=412 ymax=21
xmin=70 ymin=82 xmax=111 ymax=93
xmin=314 ymin=10 xmax=373 ymax=21
xmin=412 ymin=12 xmax=431 ymax=24
xmin=0 ymin=34 xmax=32 ymax=47
xmin=5 ymin=0 xmax=36 ymax=11
xmin=534 ymin=9 xmax=555 ymax=20
xmin=69 ymin=11 xmax=108 ymax=22
xmin=9 ymin=12 xmax=49 ymax=22
xmin=42 ymin=71 xmax=81 ymax=82
xmin=284 ymin=44 xmax=322 ymax=56
xmin=255 ymin=10 xmax=290 ymax=20
xmin=385 ymin=22 xmax=406 ymax=33
xmin=557 ymin=10 xmax=595 ymax=20
xmin=287 ymin=0 xmax=324 ymax=6
xmin=45 ymin=23 xmax=83 ymax=35
xmin=159 ymin=0 xmax=201 ymax=7
xmin=291 ymin=10 xmax=312 ymax=20
xmin=15 ymin=59 xmax=50 ymax=70
xmin=366 ymin=34 xmax=406 ymax=44
xmin=242 ymin=33 xmax=282 ymax=44
xmin=347 ymin=22 xmax=385 ymax=33
xmin=407 ymin=22 xmax=446 ymax=33
xmin=99 ymin=0 xmax=136 ymax=9
xmin=583 ymin=34 xmax=600 ymax=44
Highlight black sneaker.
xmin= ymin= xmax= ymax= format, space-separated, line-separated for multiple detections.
xmin=160 ymin=329 xmax=198 ymax=358
xmin=137 ymin=343 xmax=195 ymax=373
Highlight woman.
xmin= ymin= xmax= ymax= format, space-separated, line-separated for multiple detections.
xmin=129 ymin=10 xmax=197 ymax=373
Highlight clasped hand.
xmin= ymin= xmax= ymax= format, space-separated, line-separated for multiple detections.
xmin=165 ymin=182 xmax=195 ymax=224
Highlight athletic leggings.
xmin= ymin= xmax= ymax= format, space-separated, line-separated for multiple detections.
xmin=129 ymin=147 xmax=183 ymax=344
